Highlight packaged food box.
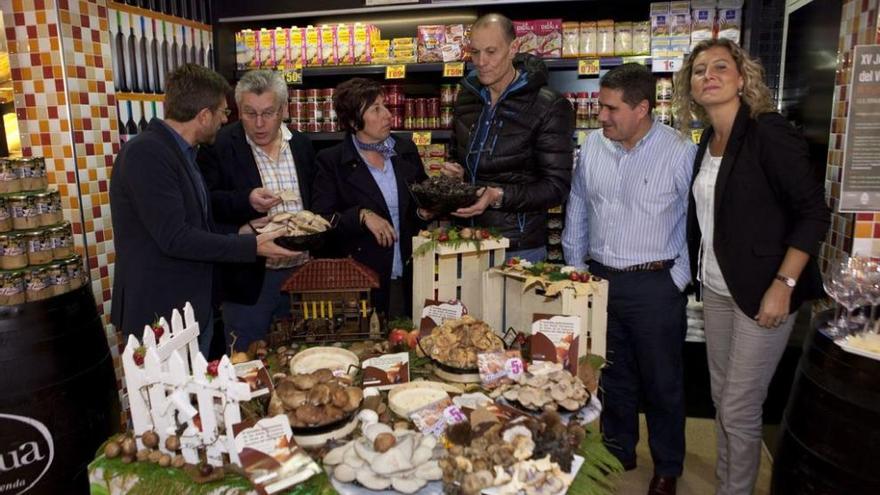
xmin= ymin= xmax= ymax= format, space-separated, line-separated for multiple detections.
xmin=288 ymin=27 xmax=304 ymax=68
xmin=531 ymin=19 xmax=562 ymax=59
xmin=633 ymin=21 xmax=651 ymax=55
xmin=319 ymin=25 xmax=338 ymax=66
xmin=304 ymin=25 xmax=321 ymax=67
xmin=562 ymin=21 xmax=580 ymax=58
xmin=393 ymin=47 xmax=417 ymax=64
xmin=443 ymin=24 xmax=466 ymax=62
xmin=336 ymin=24 xmax=354 ymax=65
xmin=416 ymin=25 xmax=445 ymax=63
xmin=353 ymin=23 xmax=371 ymax=65
xmin=258 ymin=28 xmax=274 ymax=68
xmin=717 ymin=0 xmax=744 ymax=44
xmin=579 ymin=21 xmax=597 ymax=57
xmin=514 ymin=20 xmax=536 ymax=55
xmin=691 ymin=0 xmax=716 ymax=48
xmin=392 ymin=37 xmax=416 ymax=49
xmin=274 ymin=27 xmax=289 ymax=68
xmin=596 ymin=19 xmax=615 ymax=57
xmin=236 ymin=30 xmax=257 ymax=70
xmin=651 ymin=2 xmax=671 ymax=38
xmin=614 ymin=21 xmax=633 ymax=56
xmin=669 ymin=1 xmax=692 ymax=37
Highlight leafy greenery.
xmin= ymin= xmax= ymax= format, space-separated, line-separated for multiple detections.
xmin=412 ymin=226 xmax=503 ymax=258
xmin=388 ymin=316 xmax=415 ymax=330
xmin=568 ymin=429 xmax=624 ymax=495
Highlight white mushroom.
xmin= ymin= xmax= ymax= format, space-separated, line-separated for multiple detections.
xmin=418 ymin=434 xmax=438 ymax=451
xmin=363 ymin=422 xmax=393 ymax=443
xmin=414 ymin=460 xmax=443 ymax=481
xmin=356 ymin=469 xmax=392 ymax=491
xmin=411 ymin=445 xmax=433 ymax=466
xmin=353 ymin=438 xmax=378 ymax=463
xmin=371 ymin=445 xmax=413 ymax=475
xmin=323 ymin=442 xmax=351 ymax=466
xmin=332 ymin=463 xmax=357 ymax=483
xmin=392 ymin=476 xmax=427 ymax=494
xmin=342 ymin=444 xmax=365 ymax=469
xmin=394 ymin=434 xmax=414 ymax=461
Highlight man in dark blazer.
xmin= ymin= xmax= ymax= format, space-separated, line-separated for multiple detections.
xmin=110 ymin=64 xmax=296 ymax=354
xmin=198 ymin=70 xmax=317 ymax=351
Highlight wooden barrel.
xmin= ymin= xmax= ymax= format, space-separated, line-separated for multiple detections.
xmin=0 ymin=286 xmax=120 ymax=494
xmin=771 ymin=314 xmax=880 ymax=494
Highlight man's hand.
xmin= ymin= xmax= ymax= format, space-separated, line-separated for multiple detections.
xmin=452 ymin=186 xmax=502 ymax=218
xmin=237 ymin=216 xmax=270 ymax=234
xmin=363 ymin=210 xmax=397 ymax=247
xmin=249 ymin=187 xmax=281 ymax=213
xmin=440 ymin=162 xmax=465 ymax=181
xmin=255 ymin=229 xmax=302 ymax=258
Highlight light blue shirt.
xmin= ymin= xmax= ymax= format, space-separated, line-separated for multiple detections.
xmin=354 ymin=137 xmax=403 ymax=279
xmin=562 ymin=121 xmax=696 ymax=290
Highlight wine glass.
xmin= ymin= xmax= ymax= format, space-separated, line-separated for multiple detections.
xmin=822 ymin=255 xmax=852 ymax=338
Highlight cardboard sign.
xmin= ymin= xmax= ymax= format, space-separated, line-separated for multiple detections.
xmin=234 ymin=360 xmax=274 ymax=398
xmin=362 ymin=352 xmax=410 ymax=390
xmin=233 ymin=416 xmax=321 ymax=494
xmin=419 ymin=298 xmax=467 ymax=335
xmin=477 ymin=350 xmax=525 ymax=389
xmin=530 ymin=314 xmax=581 ymax=375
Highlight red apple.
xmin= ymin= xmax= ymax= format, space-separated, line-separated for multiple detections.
xmin=579 ymin=272 xmax=591 ymax=283
xmin=405 ymin=329 xmax=420 ymax=349
xmin=480 ymin=229 xmax=491 ymax=239
xmin=133 ymin=346 xmax=146 ymax=366
xmin=438 ymin=233 xmax=449 ymax=242
xmin=206 ymin=360 xmax=220 ymax=377
xmin=570 ymin=272 xmax=580 ymax=282
xmin=389 ymin=328 xmax=409 ymax=346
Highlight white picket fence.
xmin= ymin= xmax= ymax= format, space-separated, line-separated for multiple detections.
xmin=121 ymin=302 xmax=252 ymax=467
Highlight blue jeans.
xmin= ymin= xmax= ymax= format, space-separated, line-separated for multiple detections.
xmin=222 ymin=267 xmax=294 ymax=352
xmin=505 ymin=246 xmax=547 ymax=264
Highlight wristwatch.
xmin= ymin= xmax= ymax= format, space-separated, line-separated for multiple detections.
xmin=775 ymin=274 xmax=797 ymax=288
xmin=490 ymin=188 xmax=504 ymax=209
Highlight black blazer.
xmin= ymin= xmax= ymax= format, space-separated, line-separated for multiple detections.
xmin=197 ymin=122 xmax=317 ymax=305
xmin=686 ymin=104 xmax=830 ymax=317
xmin=312 ymin=134 xmax=428 ymax=314
xmin=110 ymin=119 xmax=256 ymax=337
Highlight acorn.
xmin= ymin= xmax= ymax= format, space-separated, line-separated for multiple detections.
xmin=459 ymin=227 xmax=473 ymax=240
xmin=165 ymin=434 xmax=181 ymax=452
xmin=158 ymin=454 xmax=172 ymax=467
xmin=103 ymin=442 xmax=121 ymax=459
xmin=148 ymin=450 xmax=163 ymax=463
xmin=198 ymin=462 xmax=214 ymax=476
xmin=120 ymin=437 xmax=137 ymax=456
xmin=141 ymin=430 xmax=159 ymax=449
xmin=120 ymin=454 xmax=134 ymax=464
xmin=172 ymin=455 xmax=186 ymax=468
xmin=136 ymin=449 xmax=151 ymax=462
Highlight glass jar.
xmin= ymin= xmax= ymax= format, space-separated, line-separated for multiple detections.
xmin=0 ymin=197 xmax=11 ymax=232
xmin=0 ymin=233 xmax=28 ymax=270
xmin=47 ymin=262 xmax=70 ymax=297
xmin=0 ymin=270 xmax=26 ymax=305
xmin=25 ymin=157 xmax=48 ymax=191
xmin=25 ymin=230 xmax=53 ymax=265
xmin=25 ymin=266 xmax=51 ymax=302
xmin=0 ymin=158 xmax=21 ymax=194
xmin=49 ymin=222 xmax=73 ymax=260
xmin=65 ymin=256 xmax=85 ymax=290
xmin=9 ymin=194 xmax=40 ymax=230
xmin=34 ymin=192 xmax=57 ymax=227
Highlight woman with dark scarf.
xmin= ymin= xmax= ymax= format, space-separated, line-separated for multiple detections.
xmin=312 ymin=78 xmax=431 ymax=319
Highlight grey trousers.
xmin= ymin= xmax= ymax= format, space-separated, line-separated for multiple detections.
xmin=702 ymin=287 xmax=795 ymax=495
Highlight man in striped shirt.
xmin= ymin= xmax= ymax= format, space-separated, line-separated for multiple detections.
xmin=563 ymin=64 xmax=696 ymax=495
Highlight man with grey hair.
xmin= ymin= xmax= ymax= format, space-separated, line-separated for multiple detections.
xmin=198 ymin=69 xmax=317 ymax=351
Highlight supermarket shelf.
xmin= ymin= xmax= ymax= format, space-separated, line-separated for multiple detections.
xmin=218 ymin=0 xmax=584 ymax=23
xmin=236 ymin=57 xmax=653 ymax=81
xmin=301 ymin=129 xmax=453 ymax=141
xmin=108 ymin=1 xmax=211 ymax=31
xmin=116 ymin=92 xmax=165 ymax=102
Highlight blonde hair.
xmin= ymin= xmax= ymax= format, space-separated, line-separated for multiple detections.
xmin=672 ymin=38 xmax=775 ymax=133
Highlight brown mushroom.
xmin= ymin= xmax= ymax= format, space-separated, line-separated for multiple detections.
xmin=330 ymin=386 xmax=349 ymax=408
xmin=295 ymin=404 xmax=322 ymax=425
xmin=104 ymin=442 xmax=121 ymax=459
xmin=120 ymin=437 xmax=137 ymax=456
xmin=172 ymin=455 xmax=186 ymax=468
xmin=282 ymin=390 xmax=309 ymax=410
xmin=312 ymin=368 xmax=335 ymax=383
xmin=165 ymin=435 xmax=181 ymax=452
xmin=343 ymin=387 xmax=364 ymax=412
xmin=308 ymin=383 xmax=331 ymax=406
xmin=373 ymin=432 xmax=397 ymax=453
xmin=141 ymin=430 xmax=159 ymax=449
xmin=291 ymin=373 xmax=317 ymax=390
xmin=323 ymin=405 xmax=345 ymax=423
xmin=158 ymin=454 xmax=172 ymax=467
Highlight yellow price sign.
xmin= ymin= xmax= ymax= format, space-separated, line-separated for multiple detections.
xmin=577 ymin=59 xmax=600 ymax=76
xmin=385 ymin=64 xmax=407 ymax=79
xmin=443 ymin=62 xmax=465 ymax=78
xmin=411 ymin=131 xmax=432 ymax=146
xmin=280 ymin=66 xmax=302 ymax=85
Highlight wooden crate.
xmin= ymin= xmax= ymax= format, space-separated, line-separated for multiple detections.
xmin=411 ymin=236 xmax=509 ymax=323
xmin=481 ymin=267 xmax=609 ymax=359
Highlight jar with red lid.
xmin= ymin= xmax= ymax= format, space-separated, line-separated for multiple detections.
xmin=305 ymin=88 xmax=321 ymax=100
xmin=404 ymin=98 xmax=415 ymax=130
xmin=306 ymin=122 xmax=322 ymax=133
xmin=428 ymin=98 xmax=440 ymax=129
xmin=415 ymin=98 xmax=427 ymax=129
xmin=289 ymin=89 xmax=305 ymax=103
xmin=440 ymin=85 xmax=456 ymax=106
xmin=440 ymin=107 xmax=454 ymax=129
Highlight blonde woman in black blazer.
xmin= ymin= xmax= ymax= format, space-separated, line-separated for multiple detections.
xmin=673 ymin=39 xmax=830 ymax=495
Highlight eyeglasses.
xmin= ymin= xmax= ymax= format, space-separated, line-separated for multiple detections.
xmin=216 ymin=108 xmax=232 ymax=117
xmin=241 ymin=108 xmax=281 ymax=121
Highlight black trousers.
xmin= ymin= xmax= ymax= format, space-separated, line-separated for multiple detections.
xmin=591 ymin=263 xmax=687 ymax=477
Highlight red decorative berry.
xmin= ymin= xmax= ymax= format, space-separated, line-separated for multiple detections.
xmin=151 ymin=324 xmax=164 ymax=340
xmin=579 ymin=272 xmax=591 ymax=283
xmin=206 ymin=360 xmax=220 ymax=377
xmin=133 ymin=346 xmax=146 ymax=366
xmin=438 ymin=233 xmax=449 ymax=242
xmin=570 ymin=272 xmax=580 ymax=282
xmin=480 ymin=229 xmax=491 ymax=239
xmin=506 ymin=257 xmax=519 ymax=267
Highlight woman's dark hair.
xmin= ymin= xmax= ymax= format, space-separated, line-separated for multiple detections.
xmin=600 ymin=63 xmax=656 ymax=112
xmin=164 ymin=64 xmax=231 ymax=122
xmin=334 ymin=78 xmax=383 ymax=132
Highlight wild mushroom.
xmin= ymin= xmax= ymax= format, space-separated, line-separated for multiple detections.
xmin=343 ymin=387 xmax=363 ymax=412
xmin=373 ymin=432 xmax=396 ymax=453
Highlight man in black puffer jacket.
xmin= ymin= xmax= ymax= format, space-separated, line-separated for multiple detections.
xmin=442 ymin=13 xmax=574 ymax=261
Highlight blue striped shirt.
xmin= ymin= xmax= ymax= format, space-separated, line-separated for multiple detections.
xmin=354 ymin=136 xmax=403 ymax=279
xmin=562 ymin=121 xmax=696 ymax=290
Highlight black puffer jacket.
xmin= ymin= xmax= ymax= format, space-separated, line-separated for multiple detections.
xmin=451 ymin=53 xmax=574 ymax=250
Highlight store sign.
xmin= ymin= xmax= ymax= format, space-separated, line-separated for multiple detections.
xmin=411 ymin=131 xmax=432 ymax=146
xmin=443 ymin=62 xmax=465 ymax=78
xmin=385 ymin=64 xmax=406 ymax=79
xmin=652 ymin=57 xmax=683 ymax=73
xmin=577 ymin=58 xmax=600 ymax=76
xmin=278 ymin=66 xmax=302 ymax=85
xmin=0 ymin=414 xmax=54 ymax=493
xmin=840 ymin=45 xmax=880 ymax=211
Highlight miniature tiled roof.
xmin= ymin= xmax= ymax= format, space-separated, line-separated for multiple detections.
xmin=282 ymin=258 xmax=381 ymax=292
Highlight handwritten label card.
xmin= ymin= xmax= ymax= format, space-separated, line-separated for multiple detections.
xmin=530 ymin=314 xmax=581 ymax=375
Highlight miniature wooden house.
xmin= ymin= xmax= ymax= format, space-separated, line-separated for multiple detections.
xmin=281 ymin=258 xmax=381 ymax=339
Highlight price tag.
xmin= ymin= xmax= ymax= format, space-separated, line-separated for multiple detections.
xmin=443 ymin=62 xmax=465 ymax=78
xmin=577 ymin=58 xmax=600 ymax=76
xmin=652 ymin=57 xmax=684 ymax=73
xmin=279 ymin=66 xmax=302 ymax=85
xmin=622 ymin=56 xmax=649 ymax=66
xmin=385 ymin=64 xmax=406 ymax=79
xmin=411 ymin=131 xmax=432 ymax=146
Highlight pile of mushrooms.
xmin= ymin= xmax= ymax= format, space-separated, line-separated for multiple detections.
xmin=490 ymin=369 xmax=590 ymax=412
xmin=268 ymin=369 xmax=363 ymax=428
xmin=257 ymin=210 xmax=331 ymax=236
xmin=419 ymin=316 xmax=504 ymax=369
xmin=323 ymin=423 xmax=443 ymax=493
